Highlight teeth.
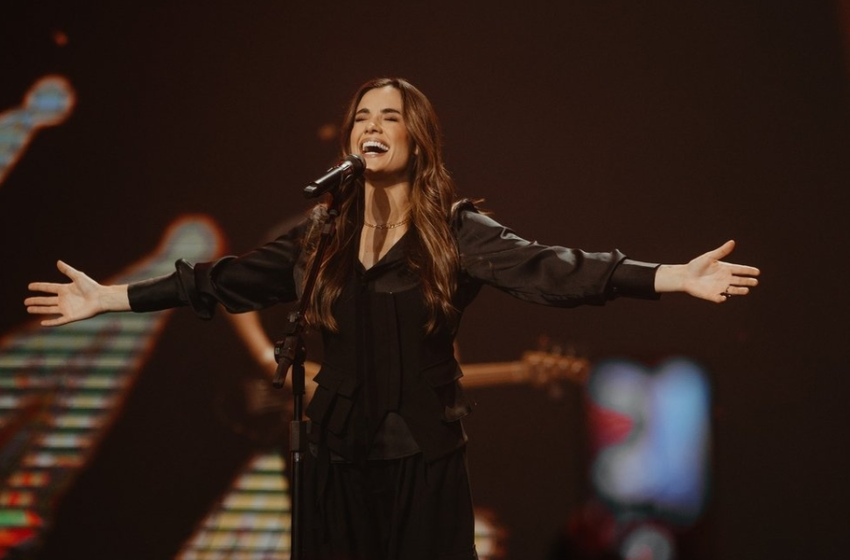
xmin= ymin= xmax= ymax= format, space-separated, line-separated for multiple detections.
xmin=362 ymin=140 xmax=389 ymax=153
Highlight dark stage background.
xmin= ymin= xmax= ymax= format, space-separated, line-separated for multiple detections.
xmin=2 ymin=1 xmax=849 ymax=559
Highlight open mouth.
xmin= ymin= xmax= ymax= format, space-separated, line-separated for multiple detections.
xmin=362 ymin=140 xmax=389 ymax=154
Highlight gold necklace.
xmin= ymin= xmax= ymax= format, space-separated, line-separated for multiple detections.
xmin=363 ymin=218 xmax=410 ymax=230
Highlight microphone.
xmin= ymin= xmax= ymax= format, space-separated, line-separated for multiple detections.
xmin=303 ymin=154 xmax=365 ymax=199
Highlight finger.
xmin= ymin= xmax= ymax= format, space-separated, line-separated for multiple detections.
xmin=740 ymin=266 xmax=760 ymax=277
xmin=730 ymin=276 xmax=759 ymax=288
xmin=725 ymin=264 xmax=760 ymax=277
xmin=27 ymin=282 xmax=63 ymax=295
xmin=706 ymin=240 xmax=736 ymax=261
xmin=24 ymin=295 xmax=59 ymax=307
xmin=26 ymin=305 xmax=60 ymax=315
xmin=718 ymin=281 xmax=755 ymax=300
xmin=56 ymin=260 xmax=80 ymax=280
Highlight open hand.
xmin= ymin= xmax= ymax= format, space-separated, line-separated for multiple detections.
xmin=25 ymin=260 xmax=125 ymax=326
xmin=654 ymin=240 xmax=760 ymax=302
xmin=680 ymin=240 xmax=760 ymax=303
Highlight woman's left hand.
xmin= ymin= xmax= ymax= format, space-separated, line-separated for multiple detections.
xmin=655 ymin=240 xmax=760 ymax=303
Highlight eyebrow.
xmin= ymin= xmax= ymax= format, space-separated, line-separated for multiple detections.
xmin=355 ymin=108 xmax=403 ymax=116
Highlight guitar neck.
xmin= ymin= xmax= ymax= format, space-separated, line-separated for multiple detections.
xmin=460 ymin=351 xmax=590 ymax=388
xmin=458 ymin=361 xmax=531 ymax=387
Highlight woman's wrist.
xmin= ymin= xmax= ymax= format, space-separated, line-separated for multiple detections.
xmin=99 ymin=284 xmax=131 ymax=313
xmin=654 ymin=264 xmax=686 ymax=294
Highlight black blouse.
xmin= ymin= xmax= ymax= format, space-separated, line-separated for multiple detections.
xmin=129 ymin=204 xmax=659 ymax=462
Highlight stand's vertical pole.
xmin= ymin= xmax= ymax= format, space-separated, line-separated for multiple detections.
xmin=289 ymin=343 xmax=306 ymax=560
xmin=272 ymin=200 xmax=340 ymax=560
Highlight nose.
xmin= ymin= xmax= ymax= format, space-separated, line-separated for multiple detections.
xmin=365 ymin=119 xmax=381 ymax=133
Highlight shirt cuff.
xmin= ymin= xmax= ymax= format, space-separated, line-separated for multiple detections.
xmin=609 ymin=259 xmax=661 ymax=299
xmin=128 ymin=272 xmax=186 ymax=312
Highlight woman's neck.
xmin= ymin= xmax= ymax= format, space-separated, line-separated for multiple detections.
xmin=363 ymin=180 xmax=412 ymax=226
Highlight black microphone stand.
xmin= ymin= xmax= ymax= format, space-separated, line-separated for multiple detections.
xmin=272 ymin=194 xmax=341 ymax=560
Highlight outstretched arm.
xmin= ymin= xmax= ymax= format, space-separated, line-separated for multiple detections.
xmin=25 ymin=260 xmax=130 ymax=326
xmin=654 ymin=240 xmax=760 ymax=303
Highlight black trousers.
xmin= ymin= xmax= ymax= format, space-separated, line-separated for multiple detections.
xmin=301 ymin=447 xmax=478 ymax=560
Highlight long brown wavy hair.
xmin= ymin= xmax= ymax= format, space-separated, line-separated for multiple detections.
xmin=304 ymin=78 xmax=460 ymax=333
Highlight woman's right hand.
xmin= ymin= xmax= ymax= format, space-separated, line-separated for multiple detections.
xmin=25 ymin=260 xmax=130 ymax=326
